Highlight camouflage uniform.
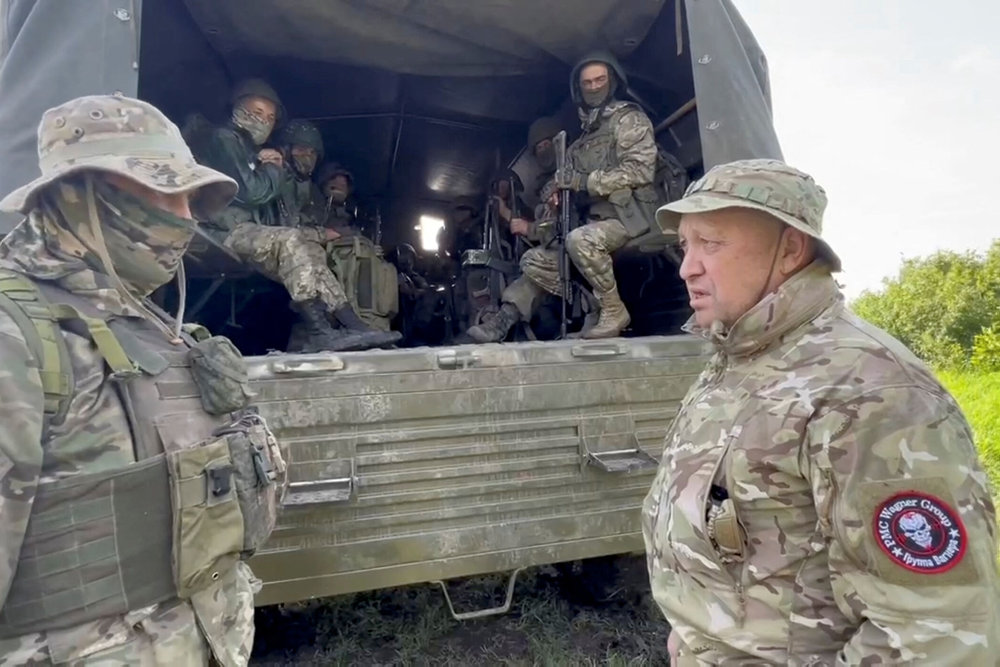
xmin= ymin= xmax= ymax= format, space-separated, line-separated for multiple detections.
xmin=197 ymin=83 xmax=352 ymax=317
xmin=275 ymin=120 xmax=326 ymax=228
xmin=223 ymin=223 xmax=348 ymax=311
xmin=644 ymin=160 xmax=1000 ymax=664
xmin=0 ymin=95 xmax=265 ymax=666
xmin=468 ymin=54 xmax=656 ymax=342
xmin=315 ymin=163 xmax=365 ymax=238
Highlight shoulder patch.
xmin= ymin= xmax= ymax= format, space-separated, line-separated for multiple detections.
xmin=873 ymin=491 xmax=966 ymax=573
xmin=858 ymin=478 xmax=978 ymax=586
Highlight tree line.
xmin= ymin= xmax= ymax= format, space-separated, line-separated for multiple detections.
xmin=851 ymin=240 xmax=1000 ymax=371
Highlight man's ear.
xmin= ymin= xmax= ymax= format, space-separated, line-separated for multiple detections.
xmin=778 ymin=227 xmax=814 ymax=275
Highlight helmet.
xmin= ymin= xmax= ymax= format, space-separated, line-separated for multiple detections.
xmin=0 ymin=94 xmax=236 ymax=220
xmin=278 ymin=119 xmax=324 ymax=161
xmin=396 ymin=243 xmax=417 ymax=262
xmin=569 ymin=51 xmax=628 ymax=106
xmin=316 ymin=162 xmax=354 ymax=189
xmin=527 ymin=116 xmax=561 ymax=149
xmin=655 ymin=159 xmax=840 ymax=272
xmin=230 ymin=77 xmax=286 ymax=122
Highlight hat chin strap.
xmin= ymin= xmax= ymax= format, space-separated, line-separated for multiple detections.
xmin=83 ymin=175 xmax=185 ymax=344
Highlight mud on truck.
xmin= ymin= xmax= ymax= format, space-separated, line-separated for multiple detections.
xmin=0 ymin=0 xmax=783 ymax=613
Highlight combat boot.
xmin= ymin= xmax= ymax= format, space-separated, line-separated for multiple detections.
xmin=292 ymin=299 xmax=375 ymax=352
xmin=467 ymin=302 xmax=520 ymax=343
xmin=331 ymin=304 xmax=403 ymax=349
xmin=582 ymin=287 xmax=630 ymax=339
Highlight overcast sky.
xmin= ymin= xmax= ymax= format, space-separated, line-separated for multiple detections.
xmin=734 ymin=0 xmax=999 ymax=299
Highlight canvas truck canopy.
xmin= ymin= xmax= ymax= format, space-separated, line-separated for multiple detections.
xmin=0 ymin=0 xmax=781 ymax=234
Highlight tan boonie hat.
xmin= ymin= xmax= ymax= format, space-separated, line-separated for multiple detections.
xmin=0 ymin=94 xmax=237 ymax=220
xmin=655 ymin=158 xmax=840 ymax=272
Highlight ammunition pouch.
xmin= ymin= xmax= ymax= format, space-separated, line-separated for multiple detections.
xmin=0 ymin=412 xmax=286 ymax=637
xmin=188 ymin=332 xmax=256 ymax=416
xmin=599 ymin=188 xmax=654 ymax=238
xmin=168 ymin=413 xmax=286 ymax=598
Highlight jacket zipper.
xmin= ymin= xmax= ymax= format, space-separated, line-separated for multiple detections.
xmin=652 ymin=354 xmax=747 ymax=623
xmin=701 ymin=422 xmax=746 ymax=625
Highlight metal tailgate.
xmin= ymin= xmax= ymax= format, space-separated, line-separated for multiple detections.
xmin=246 ymin=335 xmax=708 ymax=605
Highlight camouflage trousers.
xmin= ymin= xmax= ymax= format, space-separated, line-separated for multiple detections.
xmin=224 ymin=223 xmax=349 ymax=312
xmin=0 ymin=562 xmax=257 ymax=666
xmin=503 ymin=218 xmax=630 ymax=318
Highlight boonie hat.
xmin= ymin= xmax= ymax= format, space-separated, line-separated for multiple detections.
xmin=655 ymin=158 xmax=840 ymax=271
xmin=0 ymin=94 xmax=237 ymax=221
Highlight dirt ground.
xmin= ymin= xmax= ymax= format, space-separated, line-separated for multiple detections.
xmin=250 ymin=555 xmax=671 ymax=666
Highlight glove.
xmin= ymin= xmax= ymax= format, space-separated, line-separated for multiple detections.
xmin=555 ymin=168 xmax=589 ymax=193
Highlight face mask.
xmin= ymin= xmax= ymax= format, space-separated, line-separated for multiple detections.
xmin=326 ymin=186 xmax=348 ymax=204
xmin=291 ymin=152 xmax=317 ymax=178
xmin=94 ymin=181 xmax=196 ymax=295
xmin=232 ymin=106 xmax=274 ymax=145
xmin=535 ymin=144 xmax=556 ymax=171
xmin=582 ymin=83 xmax=611 ymax=109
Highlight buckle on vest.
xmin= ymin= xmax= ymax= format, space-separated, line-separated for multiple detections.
xmin=252 ymin=443 xmax=275 ymax=488
xmin=206 ymin=464 xmax=234 ymax=504
xmin=109 ymin=366 xmax=142 ymax=382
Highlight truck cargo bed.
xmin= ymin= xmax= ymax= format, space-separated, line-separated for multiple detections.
xmin=245 ymin=335 xmax=708 ymax=605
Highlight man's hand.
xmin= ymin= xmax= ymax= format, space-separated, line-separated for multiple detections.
xmin=325 ymin=228 xmax=341 ymax=242
xmin=510 ymin=218 xmax=531 ymax=237
xmin=555 ymin=167 xmax=588 ymax=193
xmin=493 ymin=195 xmax=512 ymax=222
xmin=258 ymin=148 xmax=283 ymax=168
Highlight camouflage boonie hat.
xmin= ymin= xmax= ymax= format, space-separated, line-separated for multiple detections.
xmin=655 ymin=158 xmax=840 ymax=271
xmin=0 ymin=94 xmax=237 ymax=220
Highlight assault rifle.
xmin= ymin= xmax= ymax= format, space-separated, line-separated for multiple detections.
xmin=553 ymin=130 xmax=572 ymax=339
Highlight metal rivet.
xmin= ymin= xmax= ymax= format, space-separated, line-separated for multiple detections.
xmin=53 ymin=117 xmax=66 ymax=128
xmin=72 ymin=127 xmax=84 ymax=137
xmin=113 ymin=8 xmax=130 ymax=21
xmin=211 ymin=572 xmax=220 ymax=580
xmin=706 ymin=121 xmax=721 ymax=131
xmin=698 ymin=55 xmax=712 ymax=65
xmin=89 ymin=110 xmax=104 ymax=120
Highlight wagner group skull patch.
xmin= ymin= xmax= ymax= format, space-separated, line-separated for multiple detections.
xmin=873 ymin=491 xmax=967 ymax=574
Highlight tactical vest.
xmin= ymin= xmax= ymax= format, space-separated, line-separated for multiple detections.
xmin=0 ymin=270 xmax=286 ymax=638
xmin=569 ymin=102 xmax=661 ymax=238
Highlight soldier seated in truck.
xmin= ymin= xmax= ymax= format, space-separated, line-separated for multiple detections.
xmin=194 ymin=78 xmax=401 ymax=352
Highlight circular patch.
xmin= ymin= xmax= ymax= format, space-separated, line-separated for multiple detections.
xmin=873 ymin=491 xmax=967 ymax=573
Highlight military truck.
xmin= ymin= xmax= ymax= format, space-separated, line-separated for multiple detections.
xmin=0 ymin=0 xmax=783 ymax=613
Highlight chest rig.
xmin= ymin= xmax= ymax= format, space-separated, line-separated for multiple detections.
xmin=569 ymin=102 xmax=660 ymax=238
xmin=0 ymin=271 xmax=286 ymax=638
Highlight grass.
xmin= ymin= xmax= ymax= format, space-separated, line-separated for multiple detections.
xmin=250 ymin=556 xmax=670 ymax=666
xmin=937 ymin=369 xmax=1000 ymax=567
xmin=936 ymin=369 xmax=1000 ymax=496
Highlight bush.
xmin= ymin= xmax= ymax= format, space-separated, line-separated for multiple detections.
xmin=971 ymin=326 xmax=1000 ymax=372
xmin=852 ymin=241 xmax=1000 ymax=368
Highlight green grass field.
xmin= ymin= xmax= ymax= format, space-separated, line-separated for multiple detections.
xmin=936 ymin=370 xmax=1000 ymax=499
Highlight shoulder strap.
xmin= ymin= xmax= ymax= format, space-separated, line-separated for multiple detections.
xmin=0 ymin=271 xmax=74 ymax=425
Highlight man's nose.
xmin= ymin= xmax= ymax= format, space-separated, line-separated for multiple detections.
xmin=678 ymin=249 xmax=701 ymax=282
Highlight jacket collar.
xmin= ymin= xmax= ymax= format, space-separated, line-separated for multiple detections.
xmin=683 ymin=261 xmax=842 ymax=358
